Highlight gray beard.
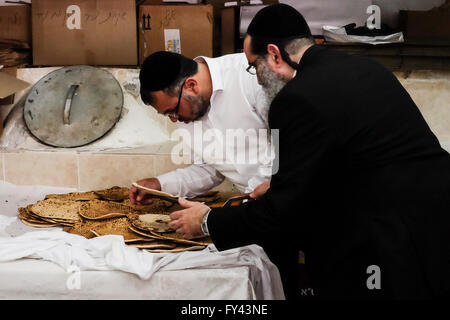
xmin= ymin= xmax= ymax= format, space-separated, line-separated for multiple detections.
xmin=257 ymin=59 xmax=289 ymax=104
xmin=183 ymin=94 xmax=210 ymax=121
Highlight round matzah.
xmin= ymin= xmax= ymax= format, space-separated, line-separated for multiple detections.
xmin=121 ymin=198 xmax=173 ymax=213
xmin=93 ymin=186 xmax=130 ymax=201
xmin=30 ymin=199 xmax=81 ymax=221
xmin=128 ymin=225 xmax=161 ymax=239
xmin=146 ymin=245 xmax=206 ymax=253
xmin=20 ymin=219 xmax=58 ymax=228
xmin=45 ymin=191 xmax=99 ymax=201
xmin=127 ymin=241 xmax=177 ymax=249
xmin=87 ymin=218 xmax=156 ymax=243
xmin=78 ymin=200 xmax=137 ymax=220
xmin=152 ymin=232 xmax=213 ymax=246
xmin=130 ymin=213 xmax=174 ymax=233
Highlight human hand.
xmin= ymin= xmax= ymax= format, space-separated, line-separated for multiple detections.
xmin=169 ymin=198 xmax=210 ymax=239
xmin=129 ymin=178 xmax=162 ymax=205
xmin=249 ymin=180 xmax=270 ymax=199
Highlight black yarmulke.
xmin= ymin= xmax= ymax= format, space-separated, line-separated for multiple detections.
xmin=247 ymin=4 xmax=311 ymax=39
xmin=140 ymin=51 xmax=182 ymax=92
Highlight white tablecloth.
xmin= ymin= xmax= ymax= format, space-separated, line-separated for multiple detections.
xmin=0 ymin=259 xmax=256 ymax=300
xmin=0 ymin=182 xmax=285 ymax=300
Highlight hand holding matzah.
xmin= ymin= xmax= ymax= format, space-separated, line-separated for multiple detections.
xmin=169 ymin=198 xmax=210 ymax=240
xmin=129 ymin=178 xmax=163 ymax=205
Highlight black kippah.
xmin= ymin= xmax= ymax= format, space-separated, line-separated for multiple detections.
xmin=140 ymin=51 xmax=182 ymax=92
xmin=247 ymin=4 xmax=311 ymax=40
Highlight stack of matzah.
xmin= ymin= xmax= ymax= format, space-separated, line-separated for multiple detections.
xmin=17 ymin=186 xmax=228 ymax=253
xmin=127 ymin=213 xmax=212 ymax=252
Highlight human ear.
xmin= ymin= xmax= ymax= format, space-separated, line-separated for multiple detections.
xmin=266 ymin=44 xmax=282 ymax=65
xmin=185 ymin=78 xmax=199 ymax=95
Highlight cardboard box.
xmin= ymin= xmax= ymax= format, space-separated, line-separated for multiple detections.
xmin=139 ymin=4 xmax=215 ymax=63
xmin=32 ymin=0 xmax=138 ymax=66
xmin=399 ymin=9 xmax=450 ymax=41
xmin=0 ymin=67 xmax=30 ymax=142
xmin=0 ymin=68 xmax=30 ymax=102
xmin=0 ymin=5 xmax=31 ymax=43
xmin=0 ymin=68 xmax=17 ymax=105
xmin=221 ymin=1 xmax=278 ymax=55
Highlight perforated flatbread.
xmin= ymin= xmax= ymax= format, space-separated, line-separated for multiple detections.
xmin=30 ymin=199 xmax=81 ymax=221
xmin=87 ymin=217 xmax=155 ymax=243
xmin=127 ymin=241 xmax=177 ymax=249
xmin=128 ymin=225 xmax=161 ymax=239
xmin=121 ymin=198 xmax=173 ymax=213
xmin=189 ymin=191 xmax=220 ymax=203
xmin=146 ymin=245 xmax=206 ymax=253
xmin=129 ymin=213 xmax=173 ymax=233
xmin=18 ymin=206 xmax=59 ymax=227
xmin=45 ymin=191 xmax=99 ymax=201
xmin=78 ymin=200 xmax=138 ymax=220
xmin=18 ymin=206 xmax=46 ymax=223
xmin=65 ymin=219 xmax=100 ymax=239
xmin=151 ymin=232 xmax=212 ymax=246
xmin=132 ymin=182 xmax=179 ymax=203
xmin=94 ymin=186 xmax=129 ymax=201
xmin=129 ymin=222 xmax=212 ymax=246
xmin=20 ymin=219 xmax=59 ymax=228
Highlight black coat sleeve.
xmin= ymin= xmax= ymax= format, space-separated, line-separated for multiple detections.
xmin=207 ymin=91 xmax=340 ymax=251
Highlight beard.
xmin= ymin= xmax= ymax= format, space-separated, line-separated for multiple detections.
xmin=181 ymin=94 xmax=210 ymax=122
xmin=257 ymin=58 xmax=290 ymax=104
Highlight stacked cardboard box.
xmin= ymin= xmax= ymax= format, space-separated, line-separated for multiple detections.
xmin=399 ymin=7 xmax=450 ymax=42
xmin=0 ymin=5 xmax=31 ymax=43
xmin=32 ymin=0 xmax=138 ymax=66
xmin=0 ymin=5 xmax=32 ymax=107
xmin=216 ymin=0 xmax=278 ymax=55
xmin=3 ymin=1 xmax=282 ymax=68
xmin=139 ymin=3 xmax=215 ymax=64
xmin=138 ymin=0 xmax=278 ymax=64
xmin=0 ymin=5 xmax=32 ymax=69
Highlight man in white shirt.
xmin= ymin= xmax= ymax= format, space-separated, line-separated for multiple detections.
xmin=130 ymin=51 xmax=273 ymax=204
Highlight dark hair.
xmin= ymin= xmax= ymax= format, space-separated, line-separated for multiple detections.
xmin=249 ymin=35 xmax=314 ymax=69
xmin=140 ymin=54 xmax=198 ymax=106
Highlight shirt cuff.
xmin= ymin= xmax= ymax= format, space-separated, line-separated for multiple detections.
xmin=201 ymin=208 xmax=211 ymax=236
xmin=156 ymin=171 xmax=179 ymax=195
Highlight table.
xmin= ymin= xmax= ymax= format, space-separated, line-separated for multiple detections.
xmin=0 ymin=182 xmax=285 ymax=300
xmin=0 ymin=259 xmax=256 ymax=300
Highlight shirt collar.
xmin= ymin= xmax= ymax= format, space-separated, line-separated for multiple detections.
xmin=194 ymin=56 xmax=224 ymax=93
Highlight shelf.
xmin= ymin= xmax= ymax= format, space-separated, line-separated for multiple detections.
xmin=322 ymin=41 xmax=450 ymax=71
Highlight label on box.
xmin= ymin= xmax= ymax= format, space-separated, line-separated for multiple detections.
xmin=164 ymin=29 xmax=181 ymax=54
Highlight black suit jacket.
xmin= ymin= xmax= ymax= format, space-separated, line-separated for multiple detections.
xmin=208 ymin=45 xmax=450 ymax=299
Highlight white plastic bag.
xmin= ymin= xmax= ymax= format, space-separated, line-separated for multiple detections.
xmin=323 ymin=25 xmax=404 ymax=45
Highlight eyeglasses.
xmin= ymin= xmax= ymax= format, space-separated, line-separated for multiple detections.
xmin=165 ymin=80 xmax=185 ymax=119
xmin=246 ymin=62 xmax=257 ymax=75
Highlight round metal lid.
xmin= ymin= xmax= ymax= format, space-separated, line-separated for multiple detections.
xmin=24 ymin=66 xmax=123 ymax=148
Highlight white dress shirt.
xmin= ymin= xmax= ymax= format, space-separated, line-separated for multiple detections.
xmin=157 ymin=53 xmax=273 ymax=197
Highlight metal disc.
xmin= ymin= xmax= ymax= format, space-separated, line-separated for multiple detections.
xmin=24 ymin=66 xmax=123 ymax=148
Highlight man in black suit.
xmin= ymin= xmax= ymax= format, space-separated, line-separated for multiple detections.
xmin=168 ymin=4 xmax=450 ymax=299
